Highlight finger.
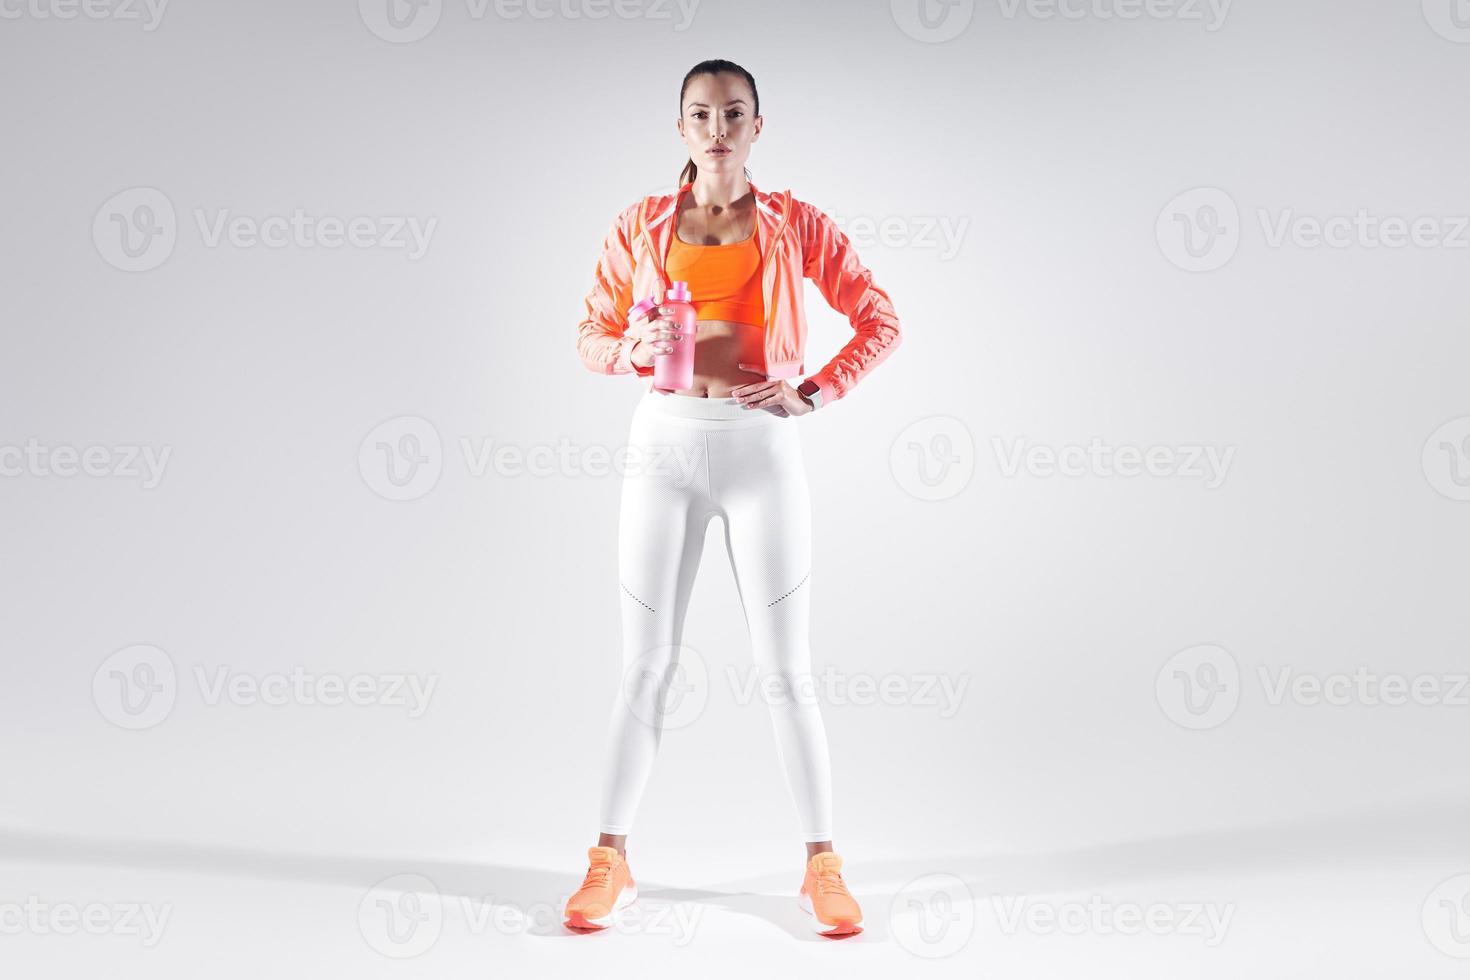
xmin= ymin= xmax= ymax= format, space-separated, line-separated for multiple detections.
xmin=737 ymin=383 xmax=778 ymax=400
xmin=743 ymin=389 xmax=782 ymax=407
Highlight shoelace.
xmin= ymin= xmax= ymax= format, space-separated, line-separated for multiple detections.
xmin=814 ymin=870 xmax=851 ymax=897
xmin=581 ymin=864 xmax=614 ymax=890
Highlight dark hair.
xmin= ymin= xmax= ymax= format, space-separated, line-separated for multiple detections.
xmin=678 ymin=59 xmax=758 ymax=187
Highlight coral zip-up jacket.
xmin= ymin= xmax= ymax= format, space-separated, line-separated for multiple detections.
xmin=576 ymin=180 xmax=902 ymax=405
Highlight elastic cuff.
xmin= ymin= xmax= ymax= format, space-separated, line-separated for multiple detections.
xmin=803 ymin=831 xmax=833 ymax=843
xmin=613 ymin=337 xmax=637 ymax=374
xmin=807 ymin=374 xmax=839 ymax=407
xmin=616 ymin=337 xmax=654 ymax=377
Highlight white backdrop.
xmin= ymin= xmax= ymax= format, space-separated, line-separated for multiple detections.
xmin=2 ymin=0 xmax=1468 ymax=976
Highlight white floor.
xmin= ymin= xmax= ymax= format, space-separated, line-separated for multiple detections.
xmin=4 ymin=809 xmax=1467 ymax=978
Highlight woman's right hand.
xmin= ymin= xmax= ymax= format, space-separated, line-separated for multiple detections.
xmin=629 ymin=306 xmax=683 ymax=370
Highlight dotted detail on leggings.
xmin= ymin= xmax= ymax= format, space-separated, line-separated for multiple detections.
xmin=767 ymin=571 xmax=810 ymax=607
xmin=622 ymin=582 xmax=655 ymax=613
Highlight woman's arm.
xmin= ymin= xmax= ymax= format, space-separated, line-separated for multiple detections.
xmin=796 ymin=200 xmax=903 ymax=404
xmin=576 ymin=203 xmax=656 ymax=377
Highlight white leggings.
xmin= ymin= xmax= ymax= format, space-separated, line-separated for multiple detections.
xmin=598 ymin=387 xmax=833 ymax=843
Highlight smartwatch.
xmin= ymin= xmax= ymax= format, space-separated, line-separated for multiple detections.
xmin=796 ymin=378 xmax=823 ymax=410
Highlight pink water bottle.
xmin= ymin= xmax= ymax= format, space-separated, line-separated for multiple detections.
xmin=653 ymin=281 xmax=697 ymax=392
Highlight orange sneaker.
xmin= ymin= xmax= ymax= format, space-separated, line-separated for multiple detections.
xmin=797 ymin=851 xmax=863 ymax=936
xmin=564 ymin=845 xmax=637 ymax=931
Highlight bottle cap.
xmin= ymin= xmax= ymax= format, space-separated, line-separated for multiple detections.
xmin=666 ymin=281 xmax=691 ymax=302
xmin=629 ymin=296 xmax=660 ymax=320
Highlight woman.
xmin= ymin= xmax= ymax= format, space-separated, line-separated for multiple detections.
xmin=568 ymin=59 xmax=902 ymax=937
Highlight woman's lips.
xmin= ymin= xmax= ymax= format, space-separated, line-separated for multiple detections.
xmin=708 ymin=148 xmax=731 ymax=155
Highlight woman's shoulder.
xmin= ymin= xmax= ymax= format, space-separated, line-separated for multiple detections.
xmin=782 ymin=191 xmax=834 ymax=226
xmin=781 ymin=192 xmax=839 ymax=244
xmin=596 ymin=198 xmax=650 ymax=245
xmin=606 ymin=186 xmax=679 ymax=232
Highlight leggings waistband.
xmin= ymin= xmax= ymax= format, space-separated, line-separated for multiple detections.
xmin=639 ymin=387 xmax=782 ymax=424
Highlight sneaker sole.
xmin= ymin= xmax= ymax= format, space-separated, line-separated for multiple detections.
xmin=797 ymin=890 xmax=863 ymax=936
xmin=565 ymin=882 xmax=638 ymax=931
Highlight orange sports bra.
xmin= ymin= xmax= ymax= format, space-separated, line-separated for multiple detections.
xmin=665 ymin=226 xmax=765 ymax=328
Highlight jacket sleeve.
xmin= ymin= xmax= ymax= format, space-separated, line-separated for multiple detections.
xmin=576 ymin=202 xmax=655 ymax=377
xmin=797 ymin=200 xmax=902 ymax=403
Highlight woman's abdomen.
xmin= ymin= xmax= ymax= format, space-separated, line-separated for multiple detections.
xmin=686 ymin=320 xmax=766 ymax=397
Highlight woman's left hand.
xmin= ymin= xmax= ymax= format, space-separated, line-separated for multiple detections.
xmin=730 ymin=371 xmax=812 ymax=417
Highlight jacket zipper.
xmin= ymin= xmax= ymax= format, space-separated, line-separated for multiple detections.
xmin=639 ymin=192 xmax=670 ymax=293
xmin=759 ymin=191 xmax=791 ymax=373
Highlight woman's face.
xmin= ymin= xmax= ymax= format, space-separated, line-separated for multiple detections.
xmin=677 ymin=73 xmax=760 ymax=177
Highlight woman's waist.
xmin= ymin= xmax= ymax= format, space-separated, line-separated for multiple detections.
xmin=636 ymin=387 xmax=787 ymax=426
xmin=688 ymin=318 xmax=764 ymax=334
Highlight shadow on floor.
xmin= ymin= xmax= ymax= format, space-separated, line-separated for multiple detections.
xmin=4 ymin=799 xmax=1467 ymax=942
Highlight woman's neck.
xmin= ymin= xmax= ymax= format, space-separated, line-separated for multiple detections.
xmin=688 ymin=173 xmax=751 ymax=210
